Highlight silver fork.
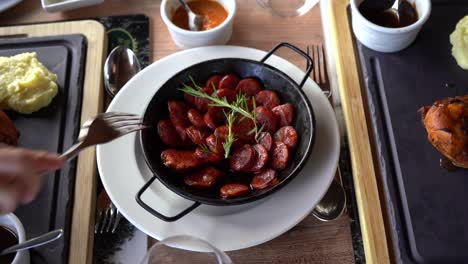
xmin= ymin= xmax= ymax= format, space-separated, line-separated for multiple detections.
xmin=95 ymin=190 xmax=121 ymax=234
xmin=307 ymin=44 xmax=332 ymax=99
xmin=61 ymin=112 xmax=148 ymax=160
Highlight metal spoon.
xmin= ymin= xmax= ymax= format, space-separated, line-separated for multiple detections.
xmin=312 ymin=170 xmax=347 ymax=222
xmin=177 ymin=0 xmax=204 ymax=31
xmin=385 ymin=0 xmax=401 ymax=20
xmin=104 ymin=46 xmax=141 ymax=98
xmin=0 ymin=229 xmax=63 ymax=256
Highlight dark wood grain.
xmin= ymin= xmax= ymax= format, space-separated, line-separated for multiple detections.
xmin=0 ymin=1 xmax=356 ymax=263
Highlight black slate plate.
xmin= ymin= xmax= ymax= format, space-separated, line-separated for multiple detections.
xmin=354 ymin=1 xmax=468 ymax=263
xmin=0 ymin=35 xmax=86 ymax=264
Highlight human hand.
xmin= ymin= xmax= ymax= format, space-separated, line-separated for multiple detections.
xmin=0 ymin=147 xmax=64 ymax=214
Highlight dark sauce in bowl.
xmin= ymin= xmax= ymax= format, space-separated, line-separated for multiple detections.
xmin=359 ymin=0 xmax=418 ymax=28
xmin=0 ymin=226 xmax=18 ymax=264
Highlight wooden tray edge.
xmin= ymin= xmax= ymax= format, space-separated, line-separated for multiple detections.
xmin=328 ymin=1 xmax=391 ymax=263
xmin=0 ymin=20 xmax=107 ymax=264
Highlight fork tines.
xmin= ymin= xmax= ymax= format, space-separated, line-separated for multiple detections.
xmin=307 ymin=44 xmax=331 ymax=98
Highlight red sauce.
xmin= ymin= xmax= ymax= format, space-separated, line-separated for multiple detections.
xmin=172 ymin=0 xmax=228 ymax=31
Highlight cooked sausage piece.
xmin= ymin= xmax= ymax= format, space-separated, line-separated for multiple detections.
xmin=216 ymin=88 xmax=237 ymax=103
xmin=258 ymin=132 xmax=273 ymax=152
xmin=187 ymin=109 xmax=206 ymax=128
xmin=194 ymin=147 xmax=224 ymax=164
xmin=219 ymin=74 xmax=240 ymax=90
xmin=274 ymin=126 xmax=298 ymax=149
xmin=250 ymin=144 xmax=269 ymax=172
xmin=157 ymin=120 xmax=182 ymax=147
xmin=272 ymin=103 xmax=295 ymax=127
xmin=186 ymin=126 xmax=210 ymax=145
xmin=195 ymin=95 xmax=210 ymax=113
xmin=255 ymin=90 xmax=280 ymax=109
xmin=235 ymin=78 xmax=262 ymax=97
xmin=214 ymin=125 xmax=229 ymax=140
xmin=168 ymin=100 xmax=191 ymax=140
xmin=220 ymin=183 xmax=250 ymax=198
xmin=229 ymin=144 xmax=256 ymax=172
xmin=251 ymin=168 xmax=278 ymax=190
xmin=205 ymin=74 xmax=223 ymax=91
xmin=270 ymin=141 xmax=290 ymax=171
xmin=255 ymin=106 xmax=278 ymax=134
xmin=184 ymin=167 xmax=224 ymax=188
xmin=234 ymin=117 xmax=256 ymax=141
xmin=204 ymin=107 xmax=226 ymax=130
xmin=161 ymin=149 xmax=202 ymax=171
xmin=184 ymin=93 xmax=197 ymax=108
xmin=206 ymin=134 xmax=225 ymax=155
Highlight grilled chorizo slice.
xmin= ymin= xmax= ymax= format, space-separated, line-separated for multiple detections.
xmin=272 ymin=103 xmax=295 ymax=127
xmin=157 ymin=120 xmax=182 ymax=147
xmin=229 ymin=144 xmax=256 ymax=172
xmin=219 ymin=74 xmax=240 ymax=90
xmin=235 ymin=78 xmax=262 ymax=97
xmin=161 ymin=149 xmax=202 ymax=171
xmin=220 ymin=183 xmax=250 ymax=198
xmin=258 ymin=132 xmax=273 ymax=152
xmin=187 ymin=109 xmax=206 ymax=128
xmin=251 ymin=168 xmax=278 ymax=190
xmin=186 ymin=126 xmax=210 ymax=145
xmin=274 ymin=126 xmax=298 ymax=149
xmin=206 ymin=134 xmax=225 ymax=155
xmin=233 ymin=116 xmax=256 ymax=141
xmin=216 ymin=88 xmax=237 ymax=103
xmin=255 ymin=90 xmax=280 ymax=109
xmin=205 ymin=74 xmax=223 ymax=91
xmin=250 ymin=144 xmax=269 ymax=172
xmin=204 ymin=107 xmax=226 ymax=130
xmin=255 ymin=106 xmax=278 ymax=134
xmin=168 ymin=100 xmax=190 ymax=140
xmin=270 ymin=141 xmax=290 ymax=171
xmin=184 ymin=167 xmax=224 ymax=188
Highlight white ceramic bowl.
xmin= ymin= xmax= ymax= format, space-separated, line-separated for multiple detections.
xmin=350 ymin=0 xmax=431 ymax=53
xmin=160 ymin=0 xmax=237 ymax=49
xmin=41 ymin=0 xmax=104 ymax=13
xmin=0 ymin=214 xmax=29 ymax=264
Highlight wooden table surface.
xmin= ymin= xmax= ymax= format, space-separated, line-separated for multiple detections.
xmin=0 ymin=1 xmax=355 ymax=263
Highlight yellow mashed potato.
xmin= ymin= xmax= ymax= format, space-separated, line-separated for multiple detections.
xmin=450 ymin=15 xmax=468 ymax=70
xmin=0 ymin=52 xmax=58 ymax=114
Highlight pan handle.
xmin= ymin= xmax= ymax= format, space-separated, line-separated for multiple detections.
xmin=135 ymin=176 xmax=201 ymax=222
xmin=260 ymin=42 xmax=313 ymax=90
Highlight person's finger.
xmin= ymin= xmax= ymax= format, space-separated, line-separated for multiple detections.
xmin=19 ymin=174 xmax=42 ymax=204
xmin=31 ymin=151 xmax=65 ymax=172
xmin=0 ymin=184 xmax=21 ymax=214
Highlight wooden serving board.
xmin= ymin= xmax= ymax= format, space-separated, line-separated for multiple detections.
xmin=328 ymin=1 xmax=391 ymax=264
xmin=0 ymin=21 xmax=106 ymax=264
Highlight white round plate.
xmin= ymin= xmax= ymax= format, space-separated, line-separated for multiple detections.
xmin=0 ymin=0 xmax=22 ymax=12
xmin=97 ymin=45 xmax=340 ymax=251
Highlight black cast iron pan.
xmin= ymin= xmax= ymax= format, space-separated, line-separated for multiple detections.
xmin=137 ymin=43 xmax=315 ymax=222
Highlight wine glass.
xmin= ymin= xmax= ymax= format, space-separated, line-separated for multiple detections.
xmin=140 ymin=235 xmax=232 ymax=264
xmin=256 ymin=0 xmax=319 ymax=17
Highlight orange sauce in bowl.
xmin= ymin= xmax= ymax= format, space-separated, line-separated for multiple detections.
xmin=172 ymin=0 xmax=228 ymax=31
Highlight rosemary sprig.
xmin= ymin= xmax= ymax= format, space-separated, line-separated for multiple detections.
xmin=199 ymin=144 xmax=211 ymax=154
xmin=180 ymin=81 xmax=263 ymax=153
xmin=222 ymin=110 xmax=236 ymax=158
xmin=180 ymin=84 xmax=254 ymax=120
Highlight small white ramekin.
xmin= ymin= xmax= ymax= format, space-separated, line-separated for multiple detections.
xmin=160 ymin=0 xmax=237 ymax=49
xmin=350 ymin=0 xmax=431 ymax=53
xmin=41 ymin=0 xmax=104 ymax=13
xmin=0 ymin=214 xmax=29 ymax=264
